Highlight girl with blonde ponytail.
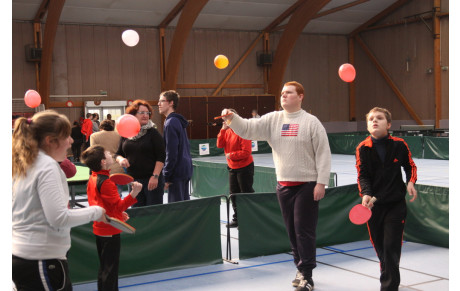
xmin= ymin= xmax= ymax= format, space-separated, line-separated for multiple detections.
xmin=12 ymin=110 xmax=106 ymax=291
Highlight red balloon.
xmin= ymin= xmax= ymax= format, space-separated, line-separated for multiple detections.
xmin=338 ymin=63 xmax=356 ymax=82
xmin=24 ymin=89 xmax=41 ymax=108
xmin=116 ymin=114 xmax=141 ymax=138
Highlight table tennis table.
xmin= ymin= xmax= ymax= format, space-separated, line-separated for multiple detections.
xmin=67 ymin=164 xmax=90 ymax=208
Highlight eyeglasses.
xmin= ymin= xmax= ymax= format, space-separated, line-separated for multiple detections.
xmin=137 ymin=111 xmax=151 ymax=115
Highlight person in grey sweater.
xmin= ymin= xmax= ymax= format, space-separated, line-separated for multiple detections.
xmin=12 ymin=110 xmax=106 ymax=291
xmin=221 ymin=81 xmax=331 ymax=291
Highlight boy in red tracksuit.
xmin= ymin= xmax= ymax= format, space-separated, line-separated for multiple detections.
xmin=81 ymin=145 xmax=142 ymax=291
xmin=355 ymin=107 xmax=417 ymax=291
xmin=216 ymin=109 xmax=254 ymax=228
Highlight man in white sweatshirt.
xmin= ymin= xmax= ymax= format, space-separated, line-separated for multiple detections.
xmin=221 ymin=81 xmax=331 ymax=291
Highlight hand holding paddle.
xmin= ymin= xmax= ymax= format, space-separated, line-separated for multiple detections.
xmin=105 ymin=214 xmax=136 ymax=234
xmin=129 ymin=181 xmax=142 ymax=198
xmin=349 ymin=196 xmax=377 ymax=225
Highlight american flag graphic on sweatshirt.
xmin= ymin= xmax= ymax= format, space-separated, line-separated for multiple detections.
xmin=281 ymin=124 xmax=299 ymax=136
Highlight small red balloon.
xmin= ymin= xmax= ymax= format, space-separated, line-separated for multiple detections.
xmin=24 ymin=89 xmax=41 ymax=108
xmin=338 ymin=63 xmax=356 ymax=82
xmin=116 ymin=114 xmax=141 ymax=138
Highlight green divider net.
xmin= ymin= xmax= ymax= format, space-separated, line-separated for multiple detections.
xmin=327 ymin=134 xmax=368 ymax=155
xmin=404 ymin=184 xmax=449 ymax=247
xmin=237 ymin=184 xmax=367 ymax=259
xmin=190 ymin=138 xmax=272 ymax=158
xmin=68 ymin=196 xmax=223 ymax=284
xmin=237 ymin=184 xmax=448 ymax=259
xmin=191 ymin=160 xmax=337 ymax=198
xmin=327 ymin=134 xmax=424 ymax=158
xmin=399 ymin=136 xmax=423 ymax=159
xmin=423 ymin=136 xmax=449 ymax=160
xmin=192 ymin=160 xmax=230 ymax=197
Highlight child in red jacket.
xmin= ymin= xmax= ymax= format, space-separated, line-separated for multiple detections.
xmin=81 ymin=145 xmax=142 ymax=291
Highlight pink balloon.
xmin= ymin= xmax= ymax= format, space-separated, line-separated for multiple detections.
xmin=116 ymin=114 xmax=141 ymax=138
xmin=24 ymin=89 xmax=41 ymax=108
xmin=338 ymin=63 xmax=356 ymax=83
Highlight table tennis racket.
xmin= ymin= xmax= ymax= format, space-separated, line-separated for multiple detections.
xmin=349 ymin=197 xmax=377 ymax=225
xmin=105 ymin=215 xmax=136 ymax=234
xmin=214 ymin=113 xmax=233 ymax=120
xmin=110 ymin=173 xmax=134 ymax=185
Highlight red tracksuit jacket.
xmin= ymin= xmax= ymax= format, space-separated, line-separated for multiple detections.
xmin=216 ymin=128 xmax=254 ymax=170
xmin=86 ymin=170 xmax=137 ymax=236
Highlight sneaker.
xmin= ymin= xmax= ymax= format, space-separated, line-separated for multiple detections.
xmin=295 ymin=277 xmax=314 ymax=291
xmin=292 ymin=270 xmax=302 ymax=287
xmin=227 ymin=220 xmax=238 ymax=228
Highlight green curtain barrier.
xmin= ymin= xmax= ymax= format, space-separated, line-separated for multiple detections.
xmin=327 ymin=134 xmax=424 ymax=158
xmin=190 ymin=138 xmax=272 ymax=158
xmin=237 ymin=184 xmax=368 ymax=259
xmin=237 ymin=184 xmax=448 ymax=259
xmin=192 ymin=160 xmax=230 ymax=197
xmin=423 ymin=137 xmax=449 ymax=160
xmin=399 ymin=136 xmax=423 ymax=159
xmin=327 ymin=134 xmax=369 ymax=155
xmin=68 ymin=196 xmax=223 ymax=284
xmin=404 ymin=184 xmax=449 ymax=247
xmin=191 ymin=161 xmax=337 ymax=198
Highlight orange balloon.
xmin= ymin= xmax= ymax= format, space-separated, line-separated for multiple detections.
xmin=24 ymin=89 xmax=41 ymax=108
xmin=116 ymin=114 xmax=141 ymax=138
xmin=338 ymin=63 xmax=356 ymax=82
xmin=214 ymin=55 xmax=229 ymax=69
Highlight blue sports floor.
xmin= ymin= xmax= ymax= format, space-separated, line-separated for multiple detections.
xmin=73 ymin=154 xmax=450 ymax=290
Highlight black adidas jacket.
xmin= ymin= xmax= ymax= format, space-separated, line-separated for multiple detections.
xmin=355 ymin=135 xmax=417 ymax=204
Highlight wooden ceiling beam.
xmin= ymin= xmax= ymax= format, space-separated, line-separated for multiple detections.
xmin=350 ymin=0 xmax=410 ymax=37
xmin=34 ymin=0 xmax=51 ymax=23
xmin=267 ymin=0 xmax=331 ymax=104
xmin=164 ymin=0 xmax=209 ymax=90
xmin=315 ymin=0 xmax=369 ymax=19
xmin=264 ymin=0 xmax=307 ymax=33
xmin=354 ymin=35 xmax=423 ymax=125
xmin=39 ymin=0 xmax=66 ymax=109
xmin=159 ymin=0 xmax=187 ymax=28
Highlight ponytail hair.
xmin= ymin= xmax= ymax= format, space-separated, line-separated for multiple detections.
xmin=12 ymin=110 xmax=71 ymax=177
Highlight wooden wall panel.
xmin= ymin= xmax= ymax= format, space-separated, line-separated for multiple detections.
xmin=52 ymin=25 xmax=68 ymax=96
xmin=106 ymin=27 xmax=123 ymax=99
xmin=440 ymin=17 xmax=449 ymax=120
xmin=133 ymin=28 xmax=149 ymax=100
xmin=93 ymin=26 xmax=109 ymax=97
xmin=189 ymin=97 xmax=207 ymax=139
xmin=79 ymin=26 xmax=97 ymax=95
xmin=12 ymin=0 xmax=449 ymax=129
xmin=64 ymin=26 xmax=82 ymax=95
xmin=207 ymin=96 xmax=234 ymax=138
xmin=12 ymin=22 xmax=36 ymax=112
xmin=193 ymin=30 xmax=209 ymax=96
xmin=327 ymin=36 xmax=348 ymax=121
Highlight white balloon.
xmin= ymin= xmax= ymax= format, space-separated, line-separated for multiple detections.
xmin=122 ymin=30 xmax=139 ymax=47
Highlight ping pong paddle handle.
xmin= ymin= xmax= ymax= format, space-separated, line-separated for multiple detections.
xmin=367 ymin=196 xmax=377 ymax=208
xmin=214 ymin=113 xmax=233 ymax=120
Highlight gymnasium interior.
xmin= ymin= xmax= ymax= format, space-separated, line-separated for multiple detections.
xmin=11 ymin=0 xmax=452 ymax=290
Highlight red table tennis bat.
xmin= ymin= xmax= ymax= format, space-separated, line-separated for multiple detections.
xmin=214 ymin=113 xmax=233 ymax=120
xmin=105 ymin=215 xmax=136 ymax=234
xmin=349 ymin=197 xmax=377 ymax=225
xmin=110 ymin=173 xmax=134 ymax=185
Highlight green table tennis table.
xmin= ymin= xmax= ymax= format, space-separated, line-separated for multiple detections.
xmin=67 ymin=164 xmax=90 ymax=208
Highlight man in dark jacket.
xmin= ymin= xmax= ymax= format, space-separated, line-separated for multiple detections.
xmin=158 ymin=90 xmax=193 ymax=202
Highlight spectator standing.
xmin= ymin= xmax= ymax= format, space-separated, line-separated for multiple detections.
xmin=115 ymin=100 xmax=166 ymax=206
xmin=158 ymin=90 xmax=193 ymax=203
